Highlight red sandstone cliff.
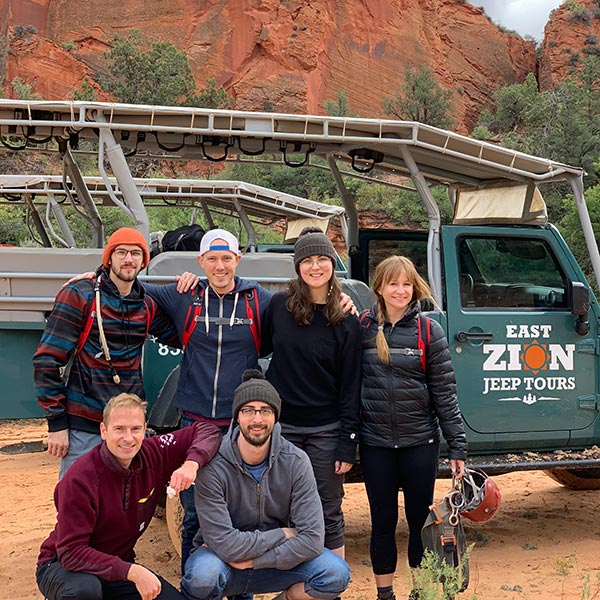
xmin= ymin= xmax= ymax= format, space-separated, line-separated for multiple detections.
xmin=1 ymin=0 xmax=593 ymax=133
xmin=539 ymin=0 xmax=600 ymax=90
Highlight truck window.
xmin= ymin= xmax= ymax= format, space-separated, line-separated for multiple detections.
xmin=458 ymin=236 xmax=568 ymax=310
xmin=367 ymin=238 xmax=428 ymax=286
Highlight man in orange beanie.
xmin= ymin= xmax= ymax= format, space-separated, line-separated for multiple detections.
xmin=33 ymin=227 xmax=180 ymax=478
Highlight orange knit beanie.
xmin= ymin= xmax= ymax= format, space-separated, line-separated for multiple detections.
xmin=102 ymin=227 xmax=150 ymax=269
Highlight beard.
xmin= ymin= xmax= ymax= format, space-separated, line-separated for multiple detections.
xmin=240 ymin=424 xmax=272 ymax=447
xmin=111 ymin=263 xmax=140 ymax=283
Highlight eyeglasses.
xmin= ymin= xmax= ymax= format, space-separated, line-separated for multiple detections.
xmin=299 ymin=256 xmax=332 ymax=268
xmin=113 ymin=248 xmax=144 ymax=260
xmin=239 ymin=406 xmax=274 ymax=417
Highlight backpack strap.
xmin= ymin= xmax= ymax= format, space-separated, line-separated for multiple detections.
xmin=243 ymin=289 xmax=261 ymax=354
xmin=359 ymin=309 xmax=371 ymax=327
xmin=182 ymin=286 xmax=205 ymax=349
xmin=417 ymin=314 xmax=431 ymax=374
xmin=74 ymin=295 xmax=96 ymax=355
xmin=144 ymin=295 xmax=156 ymax=336
xmin=72 ymin=277 xmax=100 ymax=355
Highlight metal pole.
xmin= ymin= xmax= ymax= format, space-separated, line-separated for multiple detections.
xmin=568 ymin=173 xmax=600 ymax=290
xmin=23 ymin=193 xmax=52 ymax=247
xmin=327 ymin=154 xmax=357 ymax=254
xmin=232 ymin=197 xmax=256 ymax=251
xmin=46 ymin=193 xmax=77 ymax=247
xmin=95 ymin=112 xmax=150 ymax=241
xmin=62 ymin=146 xmax=104 ymax=247
xmin=399 ymin=146 xmax=442 ymax=306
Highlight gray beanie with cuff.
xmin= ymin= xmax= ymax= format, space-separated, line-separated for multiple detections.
xmin=293 ymin=227 xmax=336 ymax=272
xmin=233 ymin=369 xmax=281 ymax=421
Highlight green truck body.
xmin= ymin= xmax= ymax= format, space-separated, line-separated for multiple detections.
xmin=1 ymin=100 xmax=599 ymax=486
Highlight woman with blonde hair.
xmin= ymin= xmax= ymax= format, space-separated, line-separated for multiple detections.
xmin=359 ymin=255 xmax=466 ymax=600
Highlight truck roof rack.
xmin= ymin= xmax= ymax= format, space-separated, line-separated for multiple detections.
xmin=0 ymin=174 xmax=345 ymax=249
xmin=0 ymin=99 xmax=595 ymax=300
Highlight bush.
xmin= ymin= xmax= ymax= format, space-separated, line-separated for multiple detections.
xmin=62 ymin=40 xmax=76 ymax=52
xmin=12 ymin=24 xmax=37 ymax=38
xmin=566 ymin=2 xmax=592 ymax=23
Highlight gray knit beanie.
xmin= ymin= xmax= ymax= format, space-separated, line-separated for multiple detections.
xmin=293 ymin=227 xmax=336 ymax=273
xmin=233 ymin=369 xmax=281 ymax=421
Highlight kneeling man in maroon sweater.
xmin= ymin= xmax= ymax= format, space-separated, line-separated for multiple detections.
xmin=36 ymin=392 xmax=220 ymax=600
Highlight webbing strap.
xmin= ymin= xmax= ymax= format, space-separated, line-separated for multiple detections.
xmin=181 ymin=287 xmax=261 ymax=353
xmin=417 ymin=314 xmax=430 ymax=374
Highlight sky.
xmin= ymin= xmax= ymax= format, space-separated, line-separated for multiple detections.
xmin=468 ymin=0 xmax=564 ymax=41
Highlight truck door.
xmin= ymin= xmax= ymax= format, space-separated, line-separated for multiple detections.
xmin=442 ymin=225 xmax=597 ymax=447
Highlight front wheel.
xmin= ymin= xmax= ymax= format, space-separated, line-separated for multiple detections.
xmin=166 ymin=494 xmax=184 ymax=557
xmin=544 ymin=467 xmax=600 ymax=490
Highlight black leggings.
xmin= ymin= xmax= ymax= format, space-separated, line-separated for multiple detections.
xmin=360 ymin=442 xmax=439 ymax=572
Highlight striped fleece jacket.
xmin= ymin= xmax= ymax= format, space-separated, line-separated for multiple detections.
xmin=33 ymin=267 xmax=180 ymax=434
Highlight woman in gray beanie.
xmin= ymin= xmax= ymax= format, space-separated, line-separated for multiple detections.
xmin=261 ymin=227 xmax=362 ymax=560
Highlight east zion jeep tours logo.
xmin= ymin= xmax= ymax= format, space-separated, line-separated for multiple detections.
xmin=481 ymin=324 xmax=575 ymax=405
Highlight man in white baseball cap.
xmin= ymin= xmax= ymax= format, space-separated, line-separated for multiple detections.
xmin=143 ymin=228 xmax=272 ymax=570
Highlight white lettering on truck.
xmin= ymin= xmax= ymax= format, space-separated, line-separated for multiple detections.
xmin=481 ymin=324 xmax=576 ymax=404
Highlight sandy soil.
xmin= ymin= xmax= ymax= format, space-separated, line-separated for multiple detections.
xmin=1 ymin=420 xmax=600 ymax=600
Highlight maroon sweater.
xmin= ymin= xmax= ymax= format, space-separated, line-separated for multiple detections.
xmin=38 ymin=422 xmax=219 ymax=581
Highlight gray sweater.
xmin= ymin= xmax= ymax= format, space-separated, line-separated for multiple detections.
xmin=193 ymin=423 xmax=325 ymax=570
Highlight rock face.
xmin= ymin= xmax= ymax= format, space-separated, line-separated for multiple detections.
xmin=539 ymin=0 xmax=600 ymax=90
xmin=2 ymin=0 xmax=594 ymax=132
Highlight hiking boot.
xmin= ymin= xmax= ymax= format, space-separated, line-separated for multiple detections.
xmin=408 ymin=590 xmax=421 ymax=600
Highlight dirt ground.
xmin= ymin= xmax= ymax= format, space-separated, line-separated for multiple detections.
xmin=2 ymin=420 xmax=600 ymax=600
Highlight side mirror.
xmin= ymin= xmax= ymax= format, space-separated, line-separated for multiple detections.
xmin=569 ymin=281 xmax=590 ymax=336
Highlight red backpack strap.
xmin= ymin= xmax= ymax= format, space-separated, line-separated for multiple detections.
xmin=74 ymin=297 xmax=96 ymax=354
xmin=244 ymin=289 xmax=261 ymax=354
xmin=144 ymin=296 xmax=156 ymax=336
xmin=417 ymin=314 xmax=430 ymax=374
xmin=74 ymin=287 xmax=97 ymax=355
xmin=182 ymin=287 xmax=205 ymax=349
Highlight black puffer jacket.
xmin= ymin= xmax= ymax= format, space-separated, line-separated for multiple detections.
xmin=360 ymin=302 xmax=467 ymax=459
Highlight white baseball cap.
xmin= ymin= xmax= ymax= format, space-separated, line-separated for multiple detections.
xmin=199 ymin=228 xmax=241 ymax=256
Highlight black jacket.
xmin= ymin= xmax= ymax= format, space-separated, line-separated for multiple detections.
xmin=359 ymin=302 xmax=467 ymax=459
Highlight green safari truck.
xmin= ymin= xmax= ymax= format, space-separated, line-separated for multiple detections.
xmin=0 ymin=100 xmax=599 ymax=490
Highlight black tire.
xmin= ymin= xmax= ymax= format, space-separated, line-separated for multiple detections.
xmin=544 ymin=467 xmax=600 ymax=490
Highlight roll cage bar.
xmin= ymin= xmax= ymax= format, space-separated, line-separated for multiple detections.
xmin=0 ymin=99 xmax=594 ymax=301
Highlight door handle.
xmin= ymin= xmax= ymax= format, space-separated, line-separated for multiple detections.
xmin=455 ymin=331 xmax=494 ymax=342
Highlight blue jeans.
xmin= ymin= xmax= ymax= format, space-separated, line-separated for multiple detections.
xmin=181 ymin=547 xmax=349 ymax=600
xmin=58 ymin=429 xmax=102 ymax=480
